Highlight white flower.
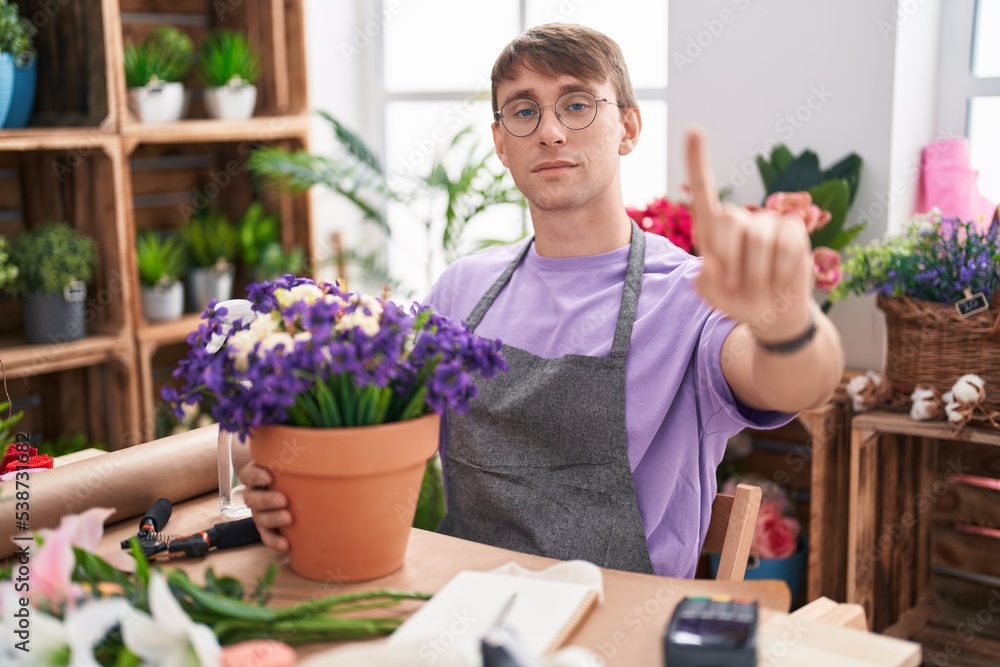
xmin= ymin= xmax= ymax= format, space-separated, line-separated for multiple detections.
xmin=945 ymin=401 xmax=973 ymax=426
xmin=227 ymin=329 xmax=258 ymax=372
xmin=335 ymin=311 xmax=381 ymax=337
xmin=288 ymin=283 xmax=325 ymax=305
xmin=951 ymin=374 xmax=986 ymax=405
xmin=909 ymin=385 xmax=943 ymax=421
xmin=846 ymin=370 xmax=888 ymax=412
xmin=121 ymin=572 xmax=221 ymax=667
xmin=2 ymin=582 xmax=131 ymax=667
xmin=259 ymin=332 xmax=296 ymax=355
xmin=943 ymin=391 xmax=954 ymax=404
xmin=248 ymin=312 xmax=282 ymax=340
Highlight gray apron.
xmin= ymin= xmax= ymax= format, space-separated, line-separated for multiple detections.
xmin=438 ymin=220 xmax=654 ymax=574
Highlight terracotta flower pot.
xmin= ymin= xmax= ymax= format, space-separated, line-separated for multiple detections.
xmin=248 ymin=413 xmax=441 ymax=582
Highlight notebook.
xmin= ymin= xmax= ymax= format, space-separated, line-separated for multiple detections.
xmin=388 ymin=570 xmax=600 ymax=659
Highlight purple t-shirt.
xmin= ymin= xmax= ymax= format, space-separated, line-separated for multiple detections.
xmin=424 ymin=232 xmax=795 ymax=577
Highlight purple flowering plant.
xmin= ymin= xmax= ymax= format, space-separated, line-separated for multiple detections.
xmin=163 ymin=276 xmax=507 ymax=440
xmin=829 ymin=210 xmax=1000 ymax=305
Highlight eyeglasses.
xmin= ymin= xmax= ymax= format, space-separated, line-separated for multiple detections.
xmin=494 ymin=90 xmax=625 ymax=137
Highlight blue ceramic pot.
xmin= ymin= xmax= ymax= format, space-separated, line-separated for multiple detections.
xmin=0 ymin=53 xmax=14 ymax=128
xmin=5 ymin=56 xmax=36 ymax=129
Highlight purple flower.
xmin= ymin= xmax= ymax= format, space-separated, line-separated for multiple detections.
xmin=162 ymin=280 xmax=508 ymax=438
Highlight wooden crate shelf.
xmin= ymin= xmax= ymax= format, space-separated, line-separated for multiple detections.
xmin=0 ymin=333 xmax=130 ymax=379
xmin=5 ymin=352 xmax=140 ymax=452
xmin=8 ymin=0 xmax=121 ymax=130
xmin=117 ymin=0 xmax=308 ymax=123
xmin=0 ymin=145 xmax=133 ymax=340
xmin=848 ymin=411 xmax=1000 ymax=636
xmin=0 ymin=0 xmax=311 ymax=450
xmin=120 ymin=115 xmax=311 ymax=145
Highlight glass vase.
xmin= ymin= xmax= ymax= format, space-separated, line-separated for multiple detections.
xmin=218 ymin=428 xmax=251 ymax=518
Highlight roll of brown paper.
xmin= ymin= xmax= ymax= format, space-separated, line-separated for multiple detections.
xmin=0 ymin=425 xmax=221 ymax=558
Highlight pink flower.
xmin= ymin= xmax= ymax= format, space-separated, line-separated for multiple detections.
xmin=31 ymin=524 xmax=83 ymax=608
xmin=30 ymin=507 xmax=122 ymax=607
xmin=764 ymin=191 xmax=833 ymax=234
xmin=752 ymin=501 xmax=801 ymax=559
xmin=812 ymin=246 xmax=842 ymax=292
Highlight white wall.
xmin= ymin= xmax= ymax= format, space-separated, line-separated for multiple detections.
xmin=309 ymin=0 xmax=949 ymax=371
xmin=303 ymin=0 xmax=374 ymax=287
xmin=666 ymin=0 xmax=942 ymax=371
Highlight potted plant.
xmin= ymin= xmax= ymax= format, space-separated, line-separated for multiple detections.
xmin=0 ymin=235 xmax=17 ymax=291
xmin=136 ymin=230 xmax=187 ymax=322
xmin=198 ymin=30 xmax=260 ymax=120
xmin=124 ymin=26 xmax=194 ymax=123
xmin=237 ymin=202 xmax=305 ymax=281
xmin=0 ymin=0 xmax=37 ymax=129
xmin=180 ymin=209 xmax=238 ymax=312
xmin=163 ymin=277 xmax=508 ymax=581
xmin=10 ymin=222 xmax=96 ymax=344
xmin=830 ymin=210 xmax=1000 ymax=408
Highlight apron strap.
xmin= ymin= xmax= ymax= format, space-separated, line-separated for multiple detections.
xmin=464 ymin=220 xmax=646 ymax=358
xmin=465 ymin=239 xmax=534 ymax=333
xmin=610 ymin=220 xmax=646 ymax=360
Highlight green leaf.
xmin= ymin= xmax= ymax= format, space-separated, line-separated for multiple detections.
xmin=767 ymin=150 xmax=823 ymax=196
xmin=807 ymin=179 xmax=851 ymax=249
xmin=412 ymin=456 xmax=446 ymax=531
xmin=250 ymin=563 xmax=278 ymax=605
xmin=168 ymin=570 xmax=278 ymax=622
xmin=755 ymin=155 xmax=778 ymax=192
xmin=315 ymin=379 xmax=343 ymax=428
xmin=822 ymin=153 xmax=863 ymax=206
xmin=129 ymin=537 xmax=150 ymax=591
xmin=830 ymin=221 xmax=867 ymax=250
xmin=318 ymin=110 xmax=384 ymax=176
xmin=399 ymin=386 xmax=429 ymax=422
xmin=199 ymin=30 xmax=261 ymax=87
xmin=770 ymin=145 xmax=796 ymax=174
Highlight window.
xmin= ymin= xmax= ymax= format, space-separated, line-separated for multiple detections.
xmin=373 ymin=0 xmax=669 ymax=295
xmin=938 ymin=0 xmax=1000 ymax=205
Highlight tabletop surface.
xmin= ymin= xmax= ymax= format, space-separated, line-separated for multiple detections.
xmin=90 ymin=494 xmax=922 ymax=666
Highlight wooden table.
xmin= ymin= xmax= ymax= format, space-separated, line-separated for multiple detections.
xmin=93 ymin=494 xmax=921 ymax=665
xmin=848 ymin=411 xmax=1000 ymax=634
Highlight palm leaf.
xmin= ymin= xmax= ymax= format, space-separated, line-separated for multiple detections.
xmin=318 ymin=110 xmax=384 ymax=176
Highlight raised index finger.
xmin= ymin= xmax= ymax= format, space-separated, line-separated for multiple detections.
xmin=685 ymin=128 xmax=723 ymax=244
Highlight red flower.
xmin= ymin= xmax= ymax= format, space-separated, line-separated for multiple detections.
xmin=1 ymin=443 xmax=54 ymax=475
xmin=626 ymin=196 xmax=695 ymax=254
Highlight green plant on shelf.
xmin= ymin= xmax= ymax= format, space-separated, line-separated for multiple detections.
xmin=181 ymin=210 xmax=239 ymax=269
xmin=0 ymin=401 xmax=23 ymax=447
xmin=136 ymin=230 xmax=187 ymax=287
xmin=0 ymin=235 xmax=18 ymax=292
xmin=124 ymin=26 xmax=194 ymax=88
xmin=237 ymin=202 xmax=304 ymax=280
xmin=199 ymin=29 xmax=260 ymax=87
xmin=39 ymin=432 xmax=107 ymax=458
xmin=10 ymin=222 xmax=96 ymax=295
xmin=0 ymin=0 xmax=36 ymax=61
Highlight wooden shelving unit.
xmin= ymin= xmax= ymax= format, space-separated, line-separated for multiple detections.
xmin=0 ymin=0 xmax=311 ymax=447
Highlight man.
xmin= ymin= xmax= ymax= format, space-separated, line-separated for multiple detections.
xmin=243 ymin=23 xmax=844 ymax=578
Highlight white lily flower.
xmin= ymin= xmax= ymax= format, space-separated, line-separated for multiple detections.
xmin=121 ymin=572 xmax=221 ymax=667
xmin=5 ymin=589 xmax=131 ymax=667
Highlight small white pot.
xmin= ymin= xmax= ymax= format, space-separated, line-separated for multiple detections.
xmin=203 ymin=83 xmax=257 ymax=120
xmin=141 ymin=281 xmax=185 ymax=322
xmin=128 ymin=81 xmax=185 ymax=123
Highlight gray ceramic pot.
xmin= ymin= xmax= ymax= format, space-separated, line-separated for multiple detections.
xmin=22 ymin=282 xmax=87 ymax=344
xmin=186 ymin=265 xmax=235 ymax=313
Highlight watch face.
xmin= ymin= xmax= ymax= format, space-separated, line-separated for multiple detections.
xmin=670 ymin=617 xmax=753 ymax=648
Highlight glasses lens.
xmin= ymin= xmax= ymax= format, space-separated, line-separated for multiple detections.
xmin=501 ymin=99 xmax=540 ymax=137
xmin=557 ymin=91 xmax=598 ymax=130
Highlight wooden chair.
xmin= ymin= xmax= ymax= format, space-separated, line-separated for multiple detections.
xmin=702 ymin=483 xmax=762 ymax=581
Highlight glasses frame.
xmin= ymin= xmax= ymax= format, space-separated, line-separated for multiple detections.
xmin=494 ymin=90 xmax=626 ymax=137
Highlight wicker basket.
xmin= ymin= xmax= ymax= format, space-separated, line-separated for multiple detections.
xmin=879 ymin=294 xmax=1000 ymax=409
